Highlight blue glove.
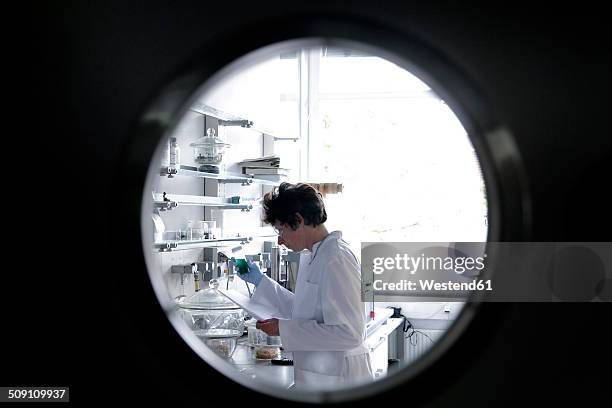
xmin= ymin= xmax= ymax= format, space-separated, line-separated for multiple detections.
xmin=232 ymin=258 xmax=263 ymax=287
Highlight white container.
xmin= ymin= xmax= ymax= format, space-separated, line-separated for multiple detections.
xmin=169 ymin=137 xmax=180 ymax=168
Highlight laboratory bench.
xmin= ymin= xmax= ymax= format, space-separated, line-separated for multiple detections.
xmin=366 ymin=307 xmax=395 ymax=337
xmin=224 ymin=309 xmax=405 ymax=387
xmin=228 ymin=336 xmax=295 ymax=389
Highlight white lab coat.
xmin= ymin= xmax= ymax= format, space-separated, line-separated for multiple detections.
xmin=252 ymin=231 xmax=373 ymax=389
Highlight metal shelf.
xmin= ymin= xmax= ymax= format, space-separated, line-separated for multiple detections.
xmin=252 ymin=233 xmax=278 ymax=238
xmin=154 ymin=201 xmax=252 ymax=211
xmin=161 ymin=166 xmax=282 ymax=186
xmin=153 ymin=193 xmax=254 ymax=212
xmin=250 ymin=126 xmax=299 ymax=142
xmin=154 ymin=236 xmax=253 ymax=252
xmin=221 ymin=226 xmax=277 ymax=241
xmin=189 ymin=103 xmax=298 ymax=141
xmin=190 ymin=103 xmax=253 ymax=127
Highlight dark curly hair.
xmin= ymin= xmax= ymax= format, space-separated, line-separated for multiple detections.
xmin=262 ymin=182 xmax=327 ymax=230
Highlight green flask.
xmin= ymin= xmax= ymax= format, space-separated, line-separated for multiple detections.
xmin=235 ymin=258 xmax=249 ymax=275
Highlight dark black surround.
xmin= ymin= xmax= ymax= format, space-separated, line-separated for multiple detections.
xmin=7 ymin=1 xmax=611 ymax=406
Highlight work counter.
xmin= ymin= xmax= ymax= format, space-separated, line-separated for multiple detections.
xmin=228 ymin=336 xmax=295 ymax=389
xmin=226 ymin=309 xmax=401 ymax=389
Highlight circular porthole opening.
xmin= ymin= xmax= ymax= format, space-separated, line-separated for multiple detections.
xmin=133 ymin=33 xmax=524 ymax=403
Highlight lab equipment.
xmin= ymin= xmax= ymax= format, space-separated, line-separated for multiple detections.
xmin=197 ymin=333 xmax=238 ymax=358
xmin=247 ymin=325 xmax=268 ymax=346
xmin=234 ymin=259 xmax=249 ymax=275
xmin=169 ymin=137 xmax=180 ymax=168
xmin=189 ymin=128 xmax=230 ymax=174
xmin=255 ymin=345 xmax=281 ymax=360
xmin=228 ymin=247 xmax=261 ymax=296
xmin=178 ymin=279 xmax=244 ymax=357
xmin=233 ymin=259 xmax=263 ymax=288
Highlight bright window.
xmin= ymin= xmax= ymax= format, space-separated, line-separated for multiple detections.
xmin=205 ymin=47 xmax=488 ymax=255
xmin=301 ymin=48 xmax=488 ymax=255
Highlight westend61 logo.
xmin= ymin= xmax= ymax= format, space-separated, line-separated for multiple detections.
xmin=361 ymin=242 xmax=612 ymax=302
xmin=362 ymin=243 xmax=490 ymax=298
xmin=369 ymin=252 xmax=491 ymax=292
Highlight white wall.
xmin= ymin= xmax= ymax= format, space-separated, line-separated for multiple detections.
xmin=147 ymin=56 xmax=288 ymax=301
xmin=155 ymin=117 xmax=273 ymax=299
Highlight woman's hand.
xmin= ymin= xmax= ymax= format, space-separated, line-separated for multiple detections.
xmin=256 ymin=318 xmax=279 ymax=336
xmin=231 ymin=258 xmax=263 ymax=286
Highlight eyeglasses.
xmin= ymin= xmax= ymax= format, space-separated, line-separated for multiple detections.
xmin=272 ymin=225 xmax=285 ymax=237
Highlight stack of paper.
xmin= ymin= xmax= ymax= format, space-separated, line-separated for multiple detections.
xmin=239 ymin=155 xmax=288 ymax=181
xmin=238 ymin=155 xmax=280 ymax=168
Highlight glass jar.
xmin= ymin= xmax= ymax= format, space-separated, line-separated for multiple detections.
xmin=178 ymin=279 xmax=245 ymax=357
xmin=189 ymin=128 xmax=230 ymax=165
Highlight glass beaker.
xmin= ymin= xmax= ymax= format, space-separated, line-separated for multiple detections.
xmin=198 ymin=220 xmax=216 ymax=239
xmin=185 ymin=220 xmax=194 ymax=240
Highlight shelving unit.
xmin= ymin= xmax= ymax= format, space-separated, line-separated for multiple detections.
xmin=153 ymin=193 xmax=256 ymax=212
xmin=190 ymin=102 xmax=298 ymax=142
xmin=154 ymin=236 xmax=253 ymax=252
xmin=153 ymin=228 xmax=276 ymax=252
xmin=154 ymin=201 xmax=252 ymax=211
xmin=190 ymin=103 xmax=253 ymax=128
xmin=153 ymin=102 xmax=284 ymax=267
xmin=161 ymin=166 xmax=282 ymax=186
xmin=154 ymin=200 xmax=253 ymax=212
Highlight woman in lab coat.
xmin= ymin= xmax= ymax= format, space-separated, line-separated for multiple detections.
xmin=237 ymin=183 xmax=373 ymax=389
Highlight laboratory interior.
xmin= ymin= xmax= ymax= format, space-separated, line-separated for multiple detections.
xmin=143 ymin=41 xmax=488 ymax=396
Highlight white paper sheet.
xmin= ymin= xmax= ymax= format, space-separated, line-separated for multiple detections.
xmin=217 ymin=288 xmax=280 ymax=321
